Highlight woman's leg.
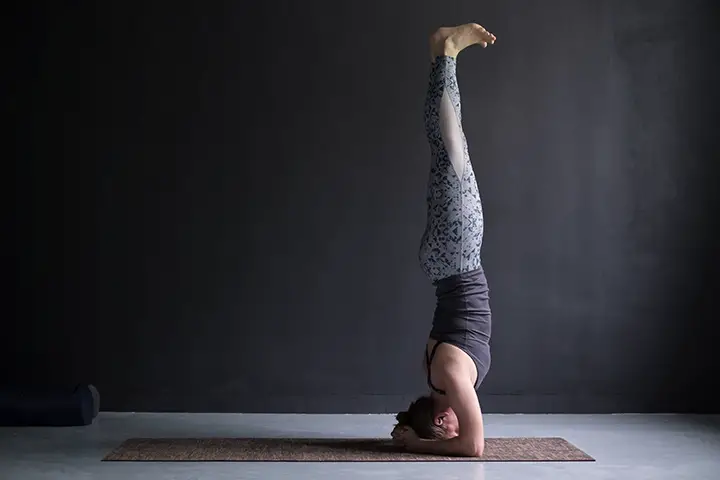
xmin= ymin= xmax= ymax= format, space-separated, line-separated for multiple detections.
xmin=418 ymin=25 xmax=496 ymax=284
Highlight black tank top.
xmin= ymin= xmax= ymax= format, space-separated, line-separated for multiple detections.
xmin=425 ymin=267 xmax=492 ymax=394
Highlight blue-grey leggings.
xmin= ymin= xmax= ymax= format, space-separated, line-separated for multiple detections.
xmin=418 ymin=55 xmax=485 ymax=284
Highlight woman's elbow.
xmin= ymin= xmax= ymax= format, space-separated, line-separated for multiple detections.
xmin=472 ymin=440 xmax=485 ymax=458
xmin=463 ymin=437 xmax=485 ymax=457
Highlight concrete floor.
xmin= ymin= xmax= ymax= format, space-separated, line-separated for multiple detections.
xmin=1 ymin=413 xmax=719 ymax=480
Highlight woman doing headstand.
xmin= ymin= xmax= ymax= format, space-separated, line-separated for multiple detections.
xmin=391 ymin=23 xmax=496 ymax=458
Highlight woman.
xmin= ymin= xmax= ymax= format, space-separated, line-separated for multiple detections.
xmin=391 ymin=23 xmax=496 ymax=457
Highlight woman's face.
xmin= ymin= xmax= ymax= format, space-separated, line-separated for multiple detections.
xmin=436 ymin=408 xmax=460 ymax=438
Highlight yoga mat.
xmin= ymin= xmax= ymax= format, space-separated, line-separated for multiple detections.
xmin=103 ymin=437 xmax=594 ymax=462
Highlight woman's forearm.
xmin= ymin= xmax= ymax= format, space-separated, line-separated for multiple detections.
xmin=407 ymin=436 xmax=483 ymax=457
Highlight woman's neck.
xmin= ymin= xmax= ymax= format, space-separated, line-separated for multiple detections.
xmin=431 ymin=391 xmax=451 ymax=410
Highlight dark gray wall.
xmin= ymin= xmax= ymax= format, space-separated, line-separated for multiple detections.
xmin=7 ymin=0 xmax=719 ymax=413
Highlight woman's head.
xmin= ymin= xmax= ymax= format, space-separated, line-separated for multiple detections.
xmin=395 ymin=395 xmax=459 ymax=439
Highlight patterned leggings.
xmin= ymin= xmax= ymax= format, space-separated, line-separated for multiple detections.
xmin=418 ymin=56 xmax=485 ymax=284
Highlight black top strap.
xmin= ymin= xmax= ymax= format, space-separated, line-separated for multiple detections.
xmin=425 ymin=341 xmax=446 ymax=395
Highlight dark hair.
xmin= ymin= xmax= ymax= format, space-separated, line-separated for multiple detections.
xmin=395 ymin=395 xmax=445 ymax=439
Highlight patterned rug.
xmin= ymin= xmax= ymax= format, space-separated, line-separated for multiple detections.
xmin=103 ymin=437 xmax=595 ymax=462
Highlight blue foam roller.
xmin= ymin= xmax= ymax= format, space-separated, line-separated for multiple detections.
xmin=88 ymin=384 xmax=100 ymax=418
xmin=0 ymin=384 xmax=96 ymax=426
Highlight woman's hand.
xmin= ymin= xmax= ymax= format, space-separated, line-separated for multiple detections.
xmin=391 ymin=424 xmax=419 ymax=449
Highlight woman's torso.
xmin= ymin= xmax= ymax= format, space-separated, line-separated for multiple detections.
xmin=424 ymin=267 xmax=492 ymax=394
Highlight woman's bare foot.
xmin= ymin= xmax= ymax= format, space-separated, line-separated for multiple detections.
xmin=430 ymin=23 xmax=496 ymax=61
